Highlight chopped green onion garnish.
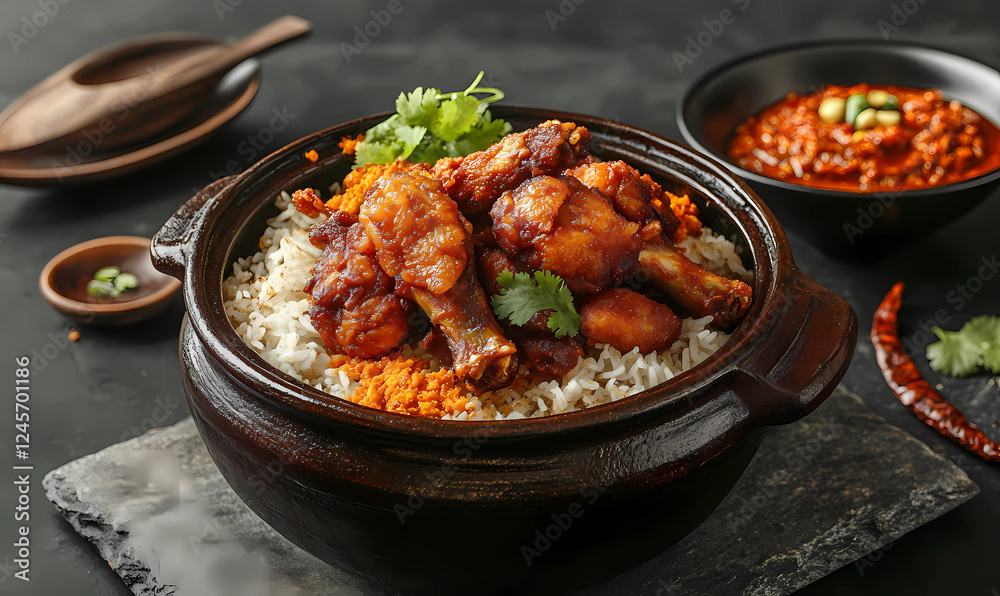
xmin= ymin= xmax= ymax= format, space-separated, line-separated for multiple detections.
xmin=114 ymin=273 xmax=138 ymax=292
xmin=94 ymin=266 xmax=121 ymax=282
xmin=89 ymin=266 xmax=139 ymax=298
xmin=87 ymin=279 xmax=112 ymax=296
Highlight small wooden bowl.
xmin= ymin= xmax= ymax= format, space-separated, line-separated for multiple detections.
xmin=39 ymin=236 xmax=181 ymax=326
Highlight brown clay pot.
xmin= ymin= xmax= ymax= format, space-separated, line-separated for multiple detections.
xmin=152 ymin=107 xmax=857 ymax=594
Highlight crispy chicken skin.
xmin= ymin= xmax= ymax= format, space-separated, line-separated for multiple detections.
xmin=435 ymin=120 xmax=591 ymax=215
xmin=305 ymin=212 xmax=411 ymax=359
xmin=566 ymin=160 xmax=681 ymax=240
xmin=490 ymin=175 xmax=642 ymax=295
xmin=579 ymin=288 xmax=682 ymax=354
xmin=639 ymin=244 xmax=752 ymax=330
xmin=361 ymin=173 xmax=518 ymax=390
xmin=359 ymin=173 xmax=468 ymax=295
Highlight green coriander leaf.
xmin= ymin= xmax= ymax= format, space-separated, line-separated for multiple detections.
xmin=392 ymin=124 xmax=427 ymax=160
xmin=926 ymin=326 xmax=982 ymax=377
xmin=492 ymin=271 xmax=536 ymax=326
xmin=362 ymin=114 xmax=403 ymax=143
xmin=447 ymin=110 xmax=512 ymax=155
xmin=431 ymin=95 xmax=481 ymax=141
xmin=354 ymin=140 xmax=399 ymax=167
xmin=406 ymin=136 xmax=444 ymax=164
xmin=982 ymin=341 xmax=1000 ymax=374
xmin=548 ymin=309 xmax=579 ymax=338
xmin=532 ymin=269 xmax=563 ymax=295
xmin=395 ymin=87 xmax=440 ymax=128
xmin=490 ymin=270 xmax=580 ymax=338
xmin=353 ymin=74 xmax=511 ymax=167
xmin=962 ymin=315 xmax=1000 ymax=346
xmin=495 ymin=268 xmax=514 ymax=288
xmin=924 ymin=315 xmax=1000 ymax=377
xmin=962 ymin=315 xmax=1000 ymax=373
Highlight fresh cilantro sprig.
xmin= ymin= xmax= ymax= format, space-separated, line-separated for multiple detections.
xmin=490 ymin=270 xmax=580 ymax=338
xmin=926 ymin=315 xmax=1000 ymax=377
xmin=353 ymin=72 xmax=512 ymax=168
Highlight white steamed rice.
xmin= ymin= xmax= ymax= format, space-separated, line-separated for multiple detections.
xmin=223 ymin=191 xmax=752 ymax=420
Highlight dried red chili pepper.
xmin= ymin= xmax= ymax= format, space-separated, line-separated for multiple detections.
xmin=871 ymin=282 xmax=1000 ymax=462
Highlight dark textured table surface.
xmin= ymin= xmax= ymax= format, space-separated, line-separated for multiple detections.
xmin=0 ymin=0 xmax=998 ymax=594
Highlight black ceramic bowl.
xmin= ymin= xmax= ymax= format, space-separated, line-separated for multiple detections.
xmin=152 ymin=107 xmax=857 ymax=594
xmin=678 ymin=40 xmax=1000 ymax=256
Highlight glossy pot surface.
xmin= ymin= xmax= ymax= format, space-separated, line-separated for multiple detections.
xmin=154 ymin=106 xmax=857 ymax=593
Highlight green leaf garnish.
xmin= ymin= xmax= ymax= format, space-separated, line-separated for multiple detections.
xmin=352 ymin=72 xmax=512 ymax=168
xmin=926 ymin=327 xmax=983 ymax=377
xmin=490 ymin=270 xmax=580 ymax=338
xmin=395 ymin=87 xmax=439 ymax=128
xmin=431 ymin=94 xmax=481 ymax=141
xmin=925 ymin=315 xmax=1000 ymax=377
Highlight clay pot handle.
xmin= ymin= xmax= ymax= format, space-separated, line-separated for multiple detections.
xmin=151 ymin=176 xmax=236 ymax=279
xmin=735 ymin=269 xmax=858 ymax=426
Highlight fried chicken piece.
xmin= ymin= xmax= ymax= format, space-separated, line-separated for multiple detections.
xmin=563 ymin=163 xmax=750 ymax=328
xmin=361 ymin=173 xmax=518 ymax=390
xmin=360 ymin=173 xmax=468 ymax=294
xmin=490 ymin=175 xmax=642 ymax=295
xmin=579 ymin=288 xmax=681 ymax=354
xmin=508 ymin=331 xmax=583 ymax=379
xmin=566 ymin=160 xmax=681 ymax=240
xmin=305 ymin=212 xmax=411 ymax=359
xmin=639 ymin=244 xmax=752 ymax=329
xmin=435 ymin=120 xmax=591 ymax=215
xmin=292 ymin=187 xmax=326 ymax=218
xmin=477 ymin=248 xmax=583 ymax=378
xmin=477 ymin=248 xmax=520 ymax=299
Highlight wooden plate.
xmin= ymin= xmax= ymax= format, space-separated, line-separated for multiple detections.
xmin=0 ymin=37 xmax=260 ymax=187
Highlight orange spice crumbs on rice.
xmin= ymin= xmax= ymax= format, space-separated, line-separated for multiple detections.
xmin=325 ymin=159 xmax=432 ymax=215
xmin=664 ymin=192 xmax=702 ymax=242
xmin=335 ymin=354 xmax=472 ymax=417
xmin=338 ymin=134 xmax=362 ymax=155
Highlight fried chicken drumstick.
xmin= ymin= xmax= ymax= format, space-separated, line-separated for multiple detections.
xmin=567 ymin=160 xmax=752 ymax=330
xmin=638 ymin=244 xmax=752 ymax=330
xmin=360 ymin=173 xmax=518 ymax=390
xmin=304 ymin=208 xmax=412 ymax=359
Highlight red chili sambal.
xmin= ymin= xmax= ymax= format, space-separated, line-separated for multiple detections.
xmin=727 ymin=84 xmax=1000 ymax=192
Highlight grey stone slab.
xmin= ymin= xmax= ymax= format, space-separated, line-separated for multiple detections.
xmin=582 ymin=388 xmax=981 ymax=596
xmin=43 ymin=387 xmax=979 ymax=596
